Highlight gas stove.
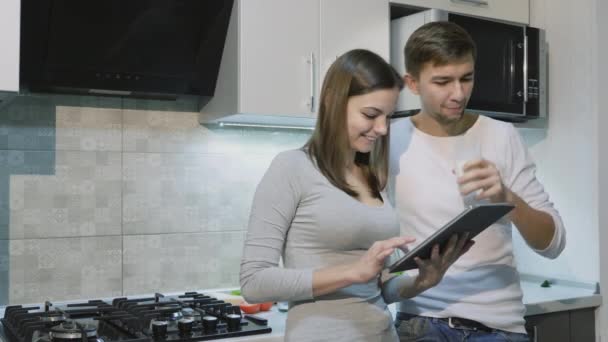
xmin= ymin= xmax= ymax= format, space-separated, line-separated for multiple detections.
xmin=1 ymin=292 xmax=271 ymax=342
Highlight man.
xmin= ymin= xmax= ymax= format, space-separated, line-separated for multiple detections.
xmin=387 ymin=21 xmax=566 ymax=341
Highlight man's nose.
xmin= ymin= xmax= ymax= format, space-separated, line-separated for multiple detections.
xmin=450 ymin=82 xmax=466 ymax=101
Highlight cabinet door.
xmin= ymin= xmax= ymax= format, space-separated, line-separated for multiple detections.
xmin=319 ymin=0 xmax=390 ymax=87
xmin=239 ymin=0 xmax=320 ymax=116
xmin=0 ymin=0 xmax=20 ymax=92
xmin=390 ymin=0 xmax=529 ymax=24
xmin=569 ymin=308 xmax=595 ymax=342
xmin=525 ymin=311 xmax=570 ymax=342
xmin=390 ymin=10 xmax=431 ymax=112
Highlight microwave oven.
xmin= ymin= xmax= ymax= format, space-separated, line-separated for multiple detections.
xmin=390 ymin=9 xmax=546 ymax=122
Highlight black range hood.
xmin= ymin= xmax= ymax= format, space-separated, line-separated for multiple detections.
xmin=20 ymin=0 xmax=234 ymax=104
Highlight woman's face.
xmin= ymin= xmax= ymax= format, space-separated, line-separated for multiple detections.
xmin=346 ymin=87 xmax=400 ymax=153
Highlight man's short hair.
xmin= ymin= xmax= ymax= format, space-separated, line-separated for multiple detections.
xmin=404 ymin=21 xmax=477 ymax=78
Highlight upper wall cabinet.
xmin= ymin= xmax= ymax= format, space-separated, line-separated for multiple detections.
xmin=319 ymin=0 xmax=390 ymax=85
xmin=201 ymin=0 xmax=389 ymax=123
xmin=390 ymin=0 xmax=529 ymax=24
xmin=0 ymin=0 xmax=20 ymax=94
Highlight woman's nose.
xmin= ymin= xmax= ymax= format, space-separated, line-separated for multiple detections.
xmin=374 ymin=116 xmax=388 ymax=136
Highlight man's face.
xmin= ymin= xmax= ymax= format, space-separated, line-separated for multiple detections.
xmin=405 ymin=56 xmax=475 ymax=125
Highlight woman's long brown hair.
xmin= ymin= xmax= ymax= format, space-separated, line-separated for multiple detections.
xmin=304 ymin=49 xmax=403 ymax=199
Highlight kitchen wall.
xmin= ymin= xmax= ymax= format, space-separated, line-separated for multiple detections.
xmin=596 ymin=0 xmax=607 ymax=338
xmin=0 ymin=94 xmax=311 ymax=305
xmin=510 ymin=0 xmax=599 ymax=285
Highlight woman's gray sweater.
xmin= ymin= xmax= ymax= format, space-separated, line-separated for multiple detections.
xmin=240 ymin=149 xmax=401 ymax=342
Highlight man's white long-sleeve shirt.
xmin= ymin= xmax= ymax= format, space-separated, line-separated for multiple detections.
xmin=386 ymin=115 xmax=566 ymax=333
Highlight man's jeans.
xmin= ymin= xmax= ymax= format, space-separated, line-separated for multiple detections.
xmin=395 ymin=315 xmax=530 ymax=342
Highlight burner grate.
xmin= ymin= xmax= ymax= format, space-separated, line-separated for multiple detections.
xmin=1 ymin=293 xmax=271 ymax=342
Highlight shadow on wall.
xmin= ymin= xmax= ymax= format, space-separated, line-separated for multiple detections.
xmin=0 ymin=95 xmax=57 ymax=304
xmin=516 ymin=123 xmax=548 ymax=148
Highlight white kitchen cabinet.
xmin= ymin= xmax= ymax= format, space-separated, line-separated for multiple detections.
xmin=390 ymin=0 xmax=529 ymax=24
xmin=0 ymin=0 xmax=20 ymax=96
xmin=319 ymin=0 xmax=389 ymax=84
xmin=238 ymin=0 xmax=320 ymax=117
xmin=201 ymin=0 xmax=389 ymax=124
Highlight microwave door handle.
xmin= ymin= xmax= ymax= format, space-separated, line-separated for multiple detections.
xmin=450 ymin=0 xmax=489 ymax=6
xmin=523 ymin=33 xmax=529 ymax=103
xmin=507 ymin=40 xmax=519 ymax=103
xmin=508 ymin=40 xmax=516 ymax=101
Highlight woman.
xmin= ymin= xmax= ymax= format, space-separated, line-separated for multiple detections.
xmin=240 ymin=49 xmax=471 ymax=341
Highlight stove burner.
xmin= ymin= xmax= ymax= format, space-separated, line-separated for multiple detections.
xmin=152 ymin=304 xmax=179 ymax=311
xmin=152 ymin=305 xmax=182 ymax=321
xmin=39 ymin=313 xmax=66 ymax=324
xmin=49 ymin=321 xmax=97 ymax=341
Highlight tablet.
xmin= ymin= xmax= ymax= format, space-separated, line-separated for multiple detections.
xmin=388 ymin=203 xmax=515 ymax=273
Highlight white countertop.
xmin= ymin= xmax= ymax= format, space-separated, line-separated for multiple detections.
xmin=519 ymin=273 xmax=602 ymax=316
xmin=215 ymin=274 xmax=602 ymax=341
xmin=0 ymin=276 xmax=601 ymax=342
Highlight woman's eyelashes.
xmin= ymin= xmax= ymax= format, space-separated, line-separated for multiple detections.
xmin=362 ymin=112 xmax=377 ymax=119
xmin=361 ymin=108 xmax=382 ymax=119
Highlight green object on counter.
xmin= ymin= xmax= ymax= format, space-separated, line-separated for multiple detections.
xmin=541 ymin=280 xmax=551 ymax=288
xmin=230 ymin=289 xmax=241 ymax=296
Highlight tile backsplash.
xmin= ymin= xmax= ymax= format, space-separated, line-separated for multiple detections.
xmin=1 ymin=93 xmax=585 ymax=305
xmin=0 ymin=94 xmax=311 ymax=305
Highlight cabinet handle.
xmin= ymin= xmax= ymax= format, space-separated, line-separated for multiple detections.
xmin=308 ymin=52 xmax=315 ymax=112
xmin=449 ymin=0 xmax=489 ymax=6
xmin=532 ymin=325 xmax=538 ymax=342
xmin=523 ymin=32 xmax=529 ymax=103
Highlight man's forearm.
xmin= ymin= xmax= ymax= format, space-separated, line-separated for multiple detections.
xmin=506 ymin=190 xmax=556 ymax=250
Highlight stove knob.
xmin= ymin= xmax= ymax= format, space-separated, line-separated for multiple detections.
xmin=225 ymin=314 xmax=241 ymax=332
xmin=151 ymin=319 xmax=168 ymax=338
xmin=207 ymin=305 xmax=219 ymax=316
xmin=202 ymin=316 xmax=218 ymax=332
xmin=231 ymin=306 xmax=242 ymax=316
xmin=177 ymin=317 xmax=194 ymax=336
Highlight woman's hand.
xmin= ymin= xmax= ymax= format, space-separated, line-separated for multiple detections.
xmin=405 ymin=233 xmax=474 ymax=295
xmin=311 ymin=236 xmax=415 ymax=297
xmin=350 ymin=236 xmax=416 ymax=284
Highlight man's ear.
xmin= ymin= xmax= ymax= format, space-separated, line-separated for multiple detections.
xmin=404 ymin=73 xmax=420 ymax=95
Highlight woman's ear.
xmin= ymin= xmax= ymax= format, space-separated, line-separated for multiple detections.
xmin=404 ymin=74 xmax=420 ymax=95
